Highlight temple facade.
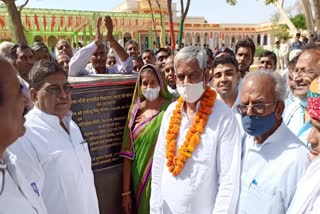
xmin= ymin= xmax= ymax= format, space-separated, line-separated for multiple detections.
xmin=0 ymin=0 xmax=276 ymax=50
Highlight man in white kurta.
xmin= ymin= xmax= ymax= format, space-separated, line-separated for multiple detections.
xmin=0 ymin=56 xmax=47 ymax=214
xmin=237 ymin=71 xmax=310 ymax=214
xmin=150 ymin=46 xmax=241 ymax=214
xmin=9 ymin=60 xmax=99 ymax=214
xmin=69 ymin=16 xmax=132 ymax=76
xmin=286 ymin=77 xmax=320 ymax=214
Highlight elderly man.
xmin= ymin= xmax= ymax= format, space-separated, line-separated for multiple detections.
xmin=125 ymin=40 xmax=140 ymax=58
xmin=56 ymin=53 xmax=70 ymax=74
xmin=163 ymin=55 xmax=179 ymax=98
xmin=258 ymin=50 xmax=277 ymax=71
xmin=283 ymin=46 xmax=320 ymax=145
xmin=211 ymin=54 xmax=241 ymax=111
xmin=0 ymin=41 xmax=14 ymax=58
xmin=235 ymin=38 xmax=255 ymax=78
xmin=286 ymin=78 xmax=320 ymax=214
xmin=237 ymin=71 xmax=310 ymax=214
xmin=55 ymin=39 xmax=73 ymax=58
xmin=0 ymin=56 xmax=47 ymax=214
xmin=69 ymin=16 xmax=132 ymax=76
xmin=30 ymin=42 xmax=50 ymax=61
xmin=9 ymin=60 xmax=99 ymax=214
xmin=150 ymin=46 xmax=241 ymax=213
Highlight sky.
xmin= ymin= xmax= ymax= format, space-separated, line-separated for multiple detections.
xmin=15 ymin=0 xmax=297 ymax=24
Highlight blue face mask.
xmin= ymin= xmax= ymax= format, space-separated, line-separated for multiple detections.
xmin=241 ymin=112 xmax=276 ymax=136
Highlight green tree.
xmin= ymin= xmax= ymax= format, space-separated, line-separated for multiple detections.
xmin=290 ymin=13 xmax=306 ymax=30
xmin=1 ymin=0 xmax=29 ymax=44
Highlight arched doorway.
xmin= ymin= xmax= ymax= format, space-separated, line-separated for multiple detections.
xmin=257 ymin=34 xmax=261 ymax=45
xmin=33 ymin=35 xmax=44 ymax=43
xmin=185 ymin=32 xmax=192 ymax=46
xmin=203 ymin=32 xmax=209 ymax=48
xmin=48 ymin=35 xmax=58 ymax=50
xmin=195 ymin=32 xmax=201 ymax=46
xmin=123 ymin=32 xmax=132 ymax=47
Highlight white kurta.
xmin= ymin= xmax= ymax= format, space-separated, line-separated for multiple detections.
xmin=9 ymin=107 xmax=99 ymax=214
xmin=238 ymin=122 xmax=310 ymax=214
xmin=69 ymin=41 xmax=133 ymax=76
xmin=286 ymin=156 xmax=320 ymax=214
xmin=150 ymin=99 xmax=242 ymax=214
xmin=0 ymin=150 xmax=47 ymax=214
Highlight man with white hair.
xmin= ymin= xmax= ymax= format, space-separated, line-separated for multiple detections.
xmin=0 ymin=41 xmax=14 ymax=58
xmin=150 ymin=46 xmax=241 ymax=213
xmin=237 ymin=71 xmax=310 ymax=214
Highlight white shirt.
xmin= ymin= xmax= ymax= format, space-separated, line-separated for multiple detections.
xmin=150 ymin=99 xmax=242 ymax=214
xmin=0 ymin=150 xmax=47 ymax=214
xmin=69 ymin=41 xmax=133 ymax=76
xmin=18 ymin=76 xmax=33 ymax=110
xmin=286 ymin=156 xmax=320 ymax=214
xmin=280 ymin=42 xmax=289 ymax=58
xmin=238 ymin=122 xmax=310 ymax=214
xmin=9 ymin=107 xmax=99 ymax=214
xmin=283 ymin=97 xmax=311 ymax=145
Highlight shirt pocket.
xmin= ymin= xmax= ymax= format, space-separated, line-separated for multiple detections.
xmin=239 ymin=179 xmax=283 ymax=214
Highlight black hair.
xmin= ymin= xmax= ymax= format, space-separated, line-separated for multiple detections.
xmin=214 ymin=48 xmax=235 ymax=58
xmin=0 ymin=81 xmax=3 ymax=106
xmin=206 ymin=48 xmax=214 ymax=59
xmin=258 ymin=50 xmax=277 ymax=67
xmin=29 ymin=60 xmax=66 ymax=89
xmin=235 ymin=38 xmax=256 ymax=58
xmin=139 ymin=64 xmax=160 ymax=85
xmin=212 ymin=54 xmax=239 ymax=70
xmin=141 ymin=49 xmax=155 ymax=56
xmin=9 ymin=43 xmax=33 ymax=61
xmin=155 ymin=48 xmax=169 ymax=57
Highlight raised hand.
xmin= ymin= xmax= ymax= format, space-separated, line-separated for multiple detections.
xmin=95 ymin=16 xmax=103 ymax=46
xmin=104 ymin=16 xmax=115 ymax=43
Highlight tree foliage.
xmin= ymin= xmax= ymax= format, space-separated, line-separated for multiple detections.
xmin=290 ymin=13 xmax=306 ymax=30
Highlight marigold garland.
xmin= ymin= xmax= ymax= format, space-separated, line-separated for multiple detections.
xmin=166 ymin=86 xmax=217 ymax=176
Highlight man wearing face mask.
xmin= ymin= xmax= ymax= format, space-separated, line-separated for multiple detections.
xmin=286 ymin=77 xmax=320 ymax=214
xmin=283 ymin=45 xmax=320 ymax=145
xmin=150 ymin=46 xmax=242 ymax=214
xmin=237 ymin=71 xmax=310 ymax=214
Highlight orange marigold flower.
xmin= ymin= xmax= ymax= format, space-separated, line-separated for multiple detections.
xmin=196 ymin=125 xmax=204 ymax=133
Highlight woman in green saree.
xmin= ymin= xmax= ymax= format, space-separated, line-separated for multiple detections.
xmin=120 ymin=64 xmax=174 ymax=214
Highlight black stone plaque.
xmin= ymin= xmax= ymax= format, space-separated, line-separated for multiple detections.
xmin=71 ymin=81 xmax=135 ymax=171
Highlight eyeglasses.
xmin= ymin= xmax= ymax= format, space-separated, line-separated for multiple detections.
xmin=236 ymin=102 xmax=277 ymax=115
xmin=43 ymin=85 xmax=73 ymax=97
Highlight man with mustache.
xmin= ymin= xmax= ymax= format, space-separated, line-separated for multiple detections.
xmin=69 ymin=16 xmax=132 ymax=76
xmin=286 ymin=77 xmax=320 ymax=214
xmin=10 ymin=60 xmax=99 ymax=214
xmin=163 ymin=55 xmax=179 ymax=98
xmin=237 ymin=71 xmax=309 ymax=214
xmin=283 ymin=45 xmax=320 ymax=145
xmin=0 ymin=56 xmax=47 ymax=214
xmin=235 ymin=38 xmax=255 ymax=78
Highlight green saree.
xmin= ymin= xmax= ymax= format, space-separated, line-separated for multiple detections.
xmin=120 ymin=64 xmax=173 ymax=214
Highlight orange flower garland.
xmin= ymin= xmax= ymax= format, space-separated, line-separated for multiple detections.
xmin=166 ymin=86 xmax=217 ymax=176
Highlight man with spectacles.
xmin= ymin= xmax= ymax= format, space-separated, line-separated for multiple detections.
xmin=287 ymin=77 xmax=320 ymax=214
xmin=9 ymin=60 xmax=99 ymax=214
xmin=237 ymin=70 xmax=309 ymax=214
xmin=0 ymin=56 xmax=47 ymax=213
xmin=283 ymin=45 xmax=320 ymax=145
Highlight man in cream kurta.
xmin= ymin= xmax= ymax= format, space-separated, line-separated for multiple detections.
xmin=150 ymin=46 xmax=241 ymax=214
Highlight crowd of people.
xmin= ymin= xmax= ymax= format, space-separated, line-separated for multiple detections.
xmin=0 ymin=15 xmax=320 ymax=214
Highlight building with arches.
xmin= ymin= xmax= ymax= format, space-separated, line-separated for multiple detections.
xmin=0 ymin=0 xmax=276 ymax=51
